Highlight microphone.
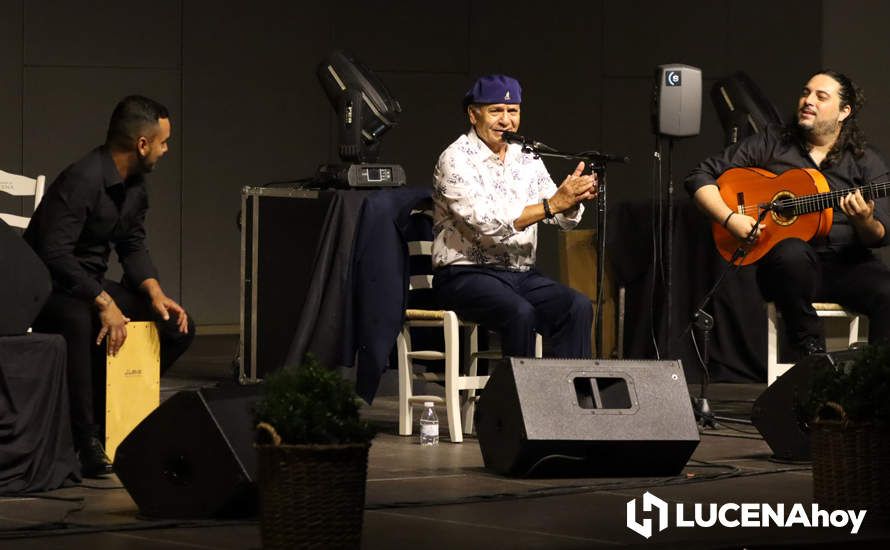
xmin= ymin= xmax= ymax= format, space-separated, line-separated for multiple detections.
xmin=500 ymin=130 xmax=526 ymax=144
xmin=501 ymin=131 xmax=557 ymax=153
xmin=578 ymin=150 xmax=631 ymax=164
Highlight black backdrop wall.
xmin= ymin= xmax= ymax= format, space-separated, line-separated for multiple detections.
xmin=2 ymin=1 xmax=887 ymax=354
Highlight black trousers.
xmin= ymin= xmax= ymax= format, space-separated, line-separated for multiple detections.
xmin=433 ymin=266 xmax=592 ymax=358
xmin=33 ymin=280 xmax=195 ymax=445
xmin=756 ymin=238 xmax=890 ymax=350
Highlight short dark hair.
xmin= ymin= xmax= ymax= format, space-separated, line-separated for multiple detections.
xmin=106 ymin=95 xmax=169 ymax=149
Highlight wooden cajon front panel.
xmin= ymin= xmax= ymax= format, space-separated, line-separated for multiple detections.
xmin=558 ymin=229 xmax=617 ymax=358
xmin=106 ymin=321 xmax=160 ymax=461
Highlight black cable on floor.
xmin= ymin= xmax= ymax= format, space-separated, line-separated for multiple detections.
xmin=364 ymin=462 xmax=816 ymax=511
xmin=0 ymin=518 xmax=257 ymax=540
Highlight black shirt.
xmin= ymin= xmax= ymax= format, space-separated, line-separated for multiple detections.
xmin=24 ymin=146 xmax=159 ymax=302
xmin=685 ymin=125 xmax=890 ymax=250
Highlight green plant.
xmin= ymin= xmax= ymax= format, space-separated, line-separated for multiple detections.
xmin=254 ymin=355 xmax=374 ymax=444
xmin=803 ymin=344 xmax=890 ymax=426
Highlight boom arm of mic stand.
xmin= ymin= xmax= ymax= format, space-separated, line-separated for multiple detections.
xmin=679 ymin=205 xmax=772 ymax=428
xmin=680 ymin=205 xmax=771 ymax=342
xmin=521 ymin=144 xmax=631 ymax=165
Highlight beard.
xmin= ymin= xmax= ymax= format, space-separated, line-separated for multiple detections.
xmin=136 ymin=152 xmax=157 ymax=174
xmin=798 ymin=115 xmax=840 ymax=138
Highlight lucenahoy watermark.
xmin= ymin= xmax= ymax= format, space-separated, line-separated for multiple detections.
xmin=627 ymin=491 xmax=867 ymax=539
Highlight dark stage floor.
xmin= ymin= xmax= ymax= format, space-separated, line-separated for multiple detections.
xmin=1 ymin=335 xmax=888 ymax=549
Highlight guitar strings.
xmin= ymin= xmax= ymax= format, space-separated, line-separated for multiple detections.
xmin=733 ymin=179 xmax=890 ymax=217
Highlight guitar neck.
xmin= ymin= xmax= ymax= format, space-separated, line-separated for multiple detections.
xmin=791 ymin=180 xmax=890 ymax=215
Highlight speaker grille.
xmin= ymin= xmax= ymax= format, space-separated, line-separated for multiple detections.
xmin=477 ymin=359 xmax=700 ymax=477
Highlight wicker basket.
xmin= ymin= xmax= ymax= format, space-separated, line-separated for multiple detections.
xmin=812 ymin=402 xmax=890 ymax=518
xmin=256 ymin=423 xmax=370 ymax=549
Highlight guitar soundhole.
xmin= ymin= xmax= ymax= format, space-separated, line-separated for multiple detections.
xmin=770 ymin=191 xmax=797 ymax=226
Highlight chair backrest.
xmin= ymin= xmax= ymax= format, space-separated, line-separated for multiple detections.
xmin=405 ymin=203 xmax=436 ymax=310
xmin=0 ymin=169 xmax=46 ymax=229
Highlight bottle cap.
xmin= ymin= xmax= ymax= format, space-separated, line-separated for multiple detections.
xmin=424 ymin=401 xmax=434 ymax=407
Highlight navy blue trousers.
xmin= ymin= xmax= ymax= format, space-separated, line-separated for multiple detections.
xmin=756 ymin=238 xmax=890 ymax=351
xmin=433 ymin=266 xmax=592 ymax=358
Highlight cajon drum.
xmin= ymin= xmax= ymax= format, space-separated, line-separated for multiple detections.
xmin=105 ymin=321 xmax=160 ymax=461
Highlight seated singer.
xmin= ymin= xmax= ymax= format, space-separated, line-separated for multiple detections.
xmin=432 ymin=74 xmax=595 ymax=358
xmin=25 ymin=95 xmax=195 ymax=477
xmin=685 ymin=70 xmax=890 ymax=358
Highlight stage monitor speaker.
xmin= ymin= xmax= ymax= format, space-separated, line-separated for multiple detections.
xmin=113 ymin=385 xmax=261 ymax=518
xmin=751 ymin=350 xmax=856 ymax=461
xmin=0 ymin=219 xmax=51 ymax=335
xmin=652 ymin=63 xmax=702 ymax=137
xmin=476 ymin=358 xmax=700 ymax=477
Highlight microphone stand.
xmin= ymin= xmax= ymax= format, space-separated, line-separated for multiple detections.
xmin=515 ymin=139 xmax=629 ymax=359
xmin=678 ymin=206 xmax=771 ymax=428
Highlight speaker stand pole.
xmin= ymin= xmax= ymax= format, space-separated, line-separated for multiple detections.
xmin=665 ymin=138 xmax=674 ymax=358
xmin=593 ymin=161 xmax=607 ymax=359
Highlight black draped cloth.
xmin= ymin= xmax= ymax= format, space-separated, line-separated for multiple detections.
xmin=608 ymin=198 xmax=767 ymax=383
xmin=282 ymin=187 xmax=432 ymax=402
xmin=283 ymin=190 xmax=373 ymax=372
xmin=0 ymin=333 xmax=80 ymax=493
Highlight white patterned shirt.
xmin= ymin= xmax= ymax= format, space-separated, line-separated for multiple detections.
xmin=432 ymin=129 xmax=583 ymax=270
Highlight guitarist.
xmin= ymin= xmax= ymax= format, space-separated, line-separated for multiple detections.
xmin=685 ymin=70 xmax=890 ymax=357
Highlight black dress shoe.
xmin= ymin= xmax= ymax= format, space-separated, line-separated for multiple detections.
xmin=78 ymin=437 xmax=113 ymax=478
xmin=802 ymin=338 xmax=827 ymax=356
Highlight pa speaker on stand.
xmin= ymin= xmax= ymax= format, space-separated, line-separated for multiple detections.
xmin=649 ymin=64 xmax=701 ymax=360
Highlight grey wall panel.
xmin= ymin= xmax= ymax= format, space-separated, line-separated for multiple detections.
xmin=823 ymin=0 xmax=890 ymax=265
xmin=0 ymin=0 xmax=24 ymax=217
xmin=726 ymin=0 xmax=820 ymax=117
xmin=823 ymin=0 xmax=890 ymax=155
xmin=332 ymin=0 xmax=469 ymax=73
xmin=24 ymin=0 xmax=181 ymax=68
xmin=23 ymin=67 xmax=182 ymax=299
xmin=603 ymin=0 xmax=729 ymax=78
xmin=0 ymin=0 xmax=23 ymax=170
xmin=181 ymin=2 xmax=331 ymax=324
xmin=376 ymin=72 xmax=471 ymax=188
xmin=601 ymin=78 xmax=655 ymax=207
xmin=469 ymin=0 xmax=603 ymax=152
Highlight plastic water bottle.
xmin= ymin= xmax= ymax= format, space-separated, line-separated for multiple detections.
xmin=419 ymin=402 xmax=439 ymax=446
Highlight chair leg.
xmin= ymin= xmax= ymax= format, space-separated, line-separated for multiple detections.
xmin=462 ymin=324 xmax=480 ymax=434
xmin=767 ymin=303 xmax=779 ymax=386
xmin=397 ymin=326 xmax=413 ymax=436
xmin=443 ymin=312 xmax=462 ymax=443
xmin=534 ymin=333 xmax=543 ymax=358
xmin=848 ymin=315 xmax=860 ymax=348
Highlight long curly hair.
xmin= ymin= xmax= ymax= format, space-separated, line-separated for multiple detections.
xmin=783 ymin=69 xmax=867 ymax=165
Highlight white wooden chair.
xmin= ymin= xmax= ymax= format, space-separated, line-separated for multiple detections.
xmin=766 ymin=302 xmax=861 ymax=385
xmin=0 ymin=170 xmax=45 ymax=229
xmin=397 ymin=209 xmax=541 ymax=443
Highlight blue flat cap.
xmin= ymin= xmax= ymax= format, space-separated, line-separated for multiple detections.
xmin=463 ymin=74 xmax=522 ymax=109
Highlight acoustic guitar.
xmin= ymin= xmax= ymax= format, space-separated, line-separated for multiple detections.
xmin=712 ymin=167 xmax=890 ymax=265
